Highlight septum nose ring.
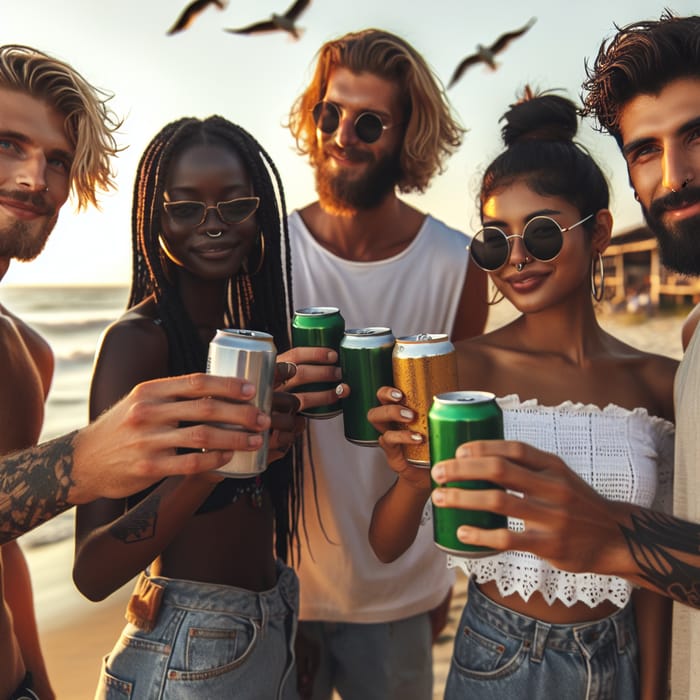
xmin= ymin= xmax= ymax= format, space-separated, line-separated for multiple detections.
xmin=515 ymin=257 xmax=531 ymax=272
xmin=205 ymin=231 xmax=223 ymax=238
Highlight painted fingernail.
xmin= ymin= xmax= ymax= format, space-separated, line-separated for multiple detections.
xmin=411 ymin=433 xmax=423 ymax=442
xmin=335 ymin=384 xmax=344 ymax=396
xmin=390 ymin=389 xmax=403 ymax=401
xmin=400 ymin=408 xmax=414 ymax=420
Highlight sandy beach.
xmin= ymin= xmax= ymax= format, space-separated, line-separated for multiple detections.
xmin=21 ymin=302 xmax=685 ymax=699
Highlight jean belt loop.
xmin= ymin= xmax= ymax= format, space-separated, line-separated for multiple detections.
xmin=611 ymin=607 xmax=629 ymax=654
xmin=530 ymin=621 xmax=551 ymax=663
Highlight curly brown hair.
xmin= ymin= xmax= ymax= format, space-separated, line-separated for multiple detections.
xmin=581 ymin=12 xmax=700 ymax=147
xmin=0 ymin=44 xmax=121 ymax=209
xmin=288 ymin=28 xmax=464 ymax=194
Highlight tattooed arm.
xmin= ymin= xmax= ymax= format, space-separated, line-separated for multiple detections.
xmin=430 ymin=440 xmax=700 ymax=608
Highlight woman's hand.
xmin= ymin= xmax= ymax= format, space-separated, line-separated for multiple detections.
xmin=275 ymin=348 xmax=349 ymax=412
xmin=367 ymin=386 xmax=431 ymax=491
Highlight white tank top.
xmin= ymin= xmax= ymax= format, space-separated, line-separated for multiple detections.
xmin=290 ymin=209 xmax=470 ymax=622
xmin=671 ymin=326 xmax=700 ymax=700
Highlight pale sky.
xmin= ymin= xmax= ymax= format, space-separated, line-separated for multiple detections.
xmin=2 ymin=0 xmax=696 ymax=285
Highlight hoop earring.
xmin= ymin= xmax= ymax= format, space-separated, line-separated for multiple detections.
xmin=590 ymin=252 xmax=605 ymax=302
xmin=244 ymin=231 xmax=266 ymax=276
xmin=487 ymin=282 xmax=504 ymax=306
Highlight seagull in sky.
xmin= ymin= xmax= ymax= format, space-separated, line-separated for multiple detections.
xmin=447 ymin=18 xmax=537 ymax=89
xmin=167 ymin=0 xmax=228 ymax=35
xmin=224 ymin=0 xmax=311 ymax=39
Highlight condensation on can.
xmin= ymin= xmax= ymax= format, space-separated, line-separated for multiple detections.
xmin=206 ymin=329 xmax=277 ymax=477
xmin=428 ymin=390 xmax=506 ymax=557
xmin=340 ymin=327 xmax=395 ymax=446
xmin=291 ymin=307 xmax=345 ymax=419
xmin=392 ymin=333 xmax=457 ymax=466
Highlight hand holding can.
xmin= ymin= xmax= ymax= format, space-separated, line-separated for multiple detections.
xmin=392 ymin=334 xmax=458 ymax=466
xmin=291 ymin=307 xmax=345 ymax=418
xmin=206 ymin=329 xmax=276 ymax=477
xmin=428 ymin=391 xmax=507 ymax=557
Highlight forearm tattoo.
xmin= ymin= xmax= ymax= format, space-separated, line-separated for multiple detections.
xmin=621 ymin=509 xmax=700 ymax=608
xmin=0 ymin=431 xmax=78 ymax=544
xmin=109 ymin=494 xmax=160 ymax=543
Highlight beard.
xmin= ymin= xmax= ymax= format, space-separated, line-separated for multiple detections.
xmin=0 ymin=189 xmax=57 ymax=261
xmin=315 ymin=146 xmax=401 ymax=216
xmin=642 ymin=186 xmax=700 ymax=275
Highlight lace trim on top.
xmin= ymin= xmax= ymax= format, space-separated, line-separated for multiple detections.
xmin=446 ymin=394 xmax=675 ymax=609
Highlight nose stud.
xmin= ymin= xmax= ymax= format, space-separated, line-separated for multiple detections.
xmin=515 ymin=256 xmax=531 ymax=272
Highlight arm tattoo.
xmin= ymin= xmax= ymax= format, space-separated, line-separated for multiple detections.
xmin=621 ymin=509 xmax=700 ymax=608
xmin=109 ymin=494 xmax=161 ymax=543
xmin=0 ymin=431 xmax=78 ymax=544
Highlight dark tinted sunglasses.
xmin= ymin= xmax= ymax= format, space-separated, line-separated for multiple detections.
xmin=470 ymin=214 xmax=594 ymax=272
xmin=163 ymin=196 xmax=260 ymax=227
xmin=312 ymin=100 xmax=393 ymax=144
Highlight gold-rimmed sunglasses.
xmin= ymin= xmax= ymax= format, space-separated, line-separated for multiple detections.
xmin=163 ymin=196 xmax=260 ymax=227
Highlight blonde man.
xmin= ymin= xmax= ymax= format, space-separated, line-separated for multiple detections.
xmin=287 ymin=29 xmax=488 ymax=700
xmin=0 ymin=45 xmax=271 ymax=699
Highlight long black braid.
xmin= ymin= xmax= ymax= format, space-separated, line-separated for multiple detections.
xmin=127 ymin=116 xmax=301 ymax=562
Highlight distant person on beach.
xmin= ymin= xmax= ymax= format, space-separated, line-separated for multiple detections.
xmin=368 ymin=91 xmax=677 ymax=699
xmin=72 ymin=116 xmax=343 ymax=698
xmin=286 ymin=28 xmax=488 ymax=700
xmin=414 ymin=13 xmax=700 ymax=700
xmin=0 ymin=45 xmax=305 ymax=700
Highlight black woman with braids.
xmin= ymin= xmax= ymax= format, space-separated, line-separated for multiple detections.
xmin=73 ymin=116 xmax=344 ymax=699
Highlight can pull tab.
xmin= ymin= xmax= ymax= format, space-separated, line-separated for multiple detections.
xmin=415 ymin=333 xmax=431 ymax=341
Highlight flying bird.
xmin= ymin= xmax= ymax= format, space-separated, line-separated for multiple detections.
xmin=167 ymin=0 xmax=228 ymax=35
xmin=447 ymin=18 xmax=537 ymax=89
xmin=224 ymin=0 xmax=311 ymax=39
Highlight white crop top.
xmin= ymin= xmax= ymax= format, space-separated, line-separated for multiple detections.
xmin=447 ymin=394 xmax=675 ymax=609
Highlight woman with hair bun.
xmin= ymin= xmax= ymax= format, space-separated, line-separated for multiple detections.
xmin=368 ymin=91 xmax=677 ymax=699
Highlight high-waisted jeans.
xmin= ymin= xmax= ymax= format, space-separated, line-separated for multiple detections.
xmin=444 ymin=577 xmax=639 ymax=700
xmin=95 ymin=561 xmax=298 ymax=700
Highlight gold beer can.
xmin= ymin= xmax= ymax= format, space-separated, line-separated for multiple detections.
xmin=392 ymin=334 xmax=458 ymax=467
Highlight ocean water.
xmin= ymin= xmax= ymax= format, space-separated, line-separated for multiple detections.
xmin=1 ymin=285 xmax=129 ymax=546
xmin=0 ymin=285 xmax=130 ymax=442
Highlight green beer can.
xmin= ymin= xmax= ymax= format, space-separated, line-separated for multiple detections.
xmin=340 ymin=327 xmax=395 ymax=446
xmin=428 ymin=391 xmax=507 ymax=557
xmin=292 ymin=306 xmax=345 ymax=418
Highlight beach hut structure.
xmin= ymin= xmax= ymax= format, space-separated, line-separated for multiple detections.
xmin=602 ymin=224 xmax=700 ymax=310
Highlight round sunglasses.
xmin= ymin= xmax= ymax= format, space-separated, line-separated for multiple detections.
xmin=312 ymin=100 xmax=394 ymax=144
xmin=163 ymin=196 xmax=260 ymax=227
xmin=469 ymin=214 xmax=594 ymax=272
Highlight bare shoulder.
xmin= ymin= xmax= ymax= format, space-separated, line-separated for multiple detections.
xmin=454 ymin=329 xmax=505 ymax=388
xmin=0 ymin=303 xmax=53 ymax=392
xmin=90 ymin=298 xmax=169 ymax=418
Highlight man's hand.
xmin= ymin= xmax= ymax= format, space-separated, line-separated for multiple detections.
xmin=430 ymin=439 xmax=636 ymax=578
xmin=70 ymin=373 xmax=271 ymax=504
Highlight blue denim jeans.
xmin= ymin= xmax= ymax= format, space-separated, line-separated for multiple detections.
xmin=293 ymin=613 xmax=433 ymax=700
xmin=95 ymin=561 xmax=298 ymax=700
xmin=445 ymin=578 xmax=639 ymax=700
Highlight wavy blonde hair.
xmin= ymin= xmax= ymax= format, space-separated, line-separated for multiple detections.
xmin=288 ymin=29 xmax=464 ymax=194
xmin=0 ymin=44 xmax=121 ymax=209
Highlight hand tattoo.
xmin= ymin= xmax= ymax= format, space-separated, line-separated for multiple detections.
xmin=0 ymin=431 xmax=77 ymax=544
xmin=621 ymin=509 xmax=700 ymax=608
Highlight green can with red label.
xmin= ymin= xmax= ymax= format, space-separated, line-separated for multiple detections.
xmin=428 ymin=391 xmax=507 ymax=557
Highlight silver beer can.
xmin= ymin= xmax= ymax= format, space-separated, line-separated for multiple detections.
xmin=206 ymin=329 xmax=277 ymax=477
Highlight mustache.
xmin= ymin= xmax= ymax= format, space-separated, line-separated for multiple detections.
xmin=648 ymin=186 xmax=700 ymax=219
xmin=324 ymin=145 xmax=373 ymax=163
xmin=0 ymin=188 xmax=54 ymax=215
